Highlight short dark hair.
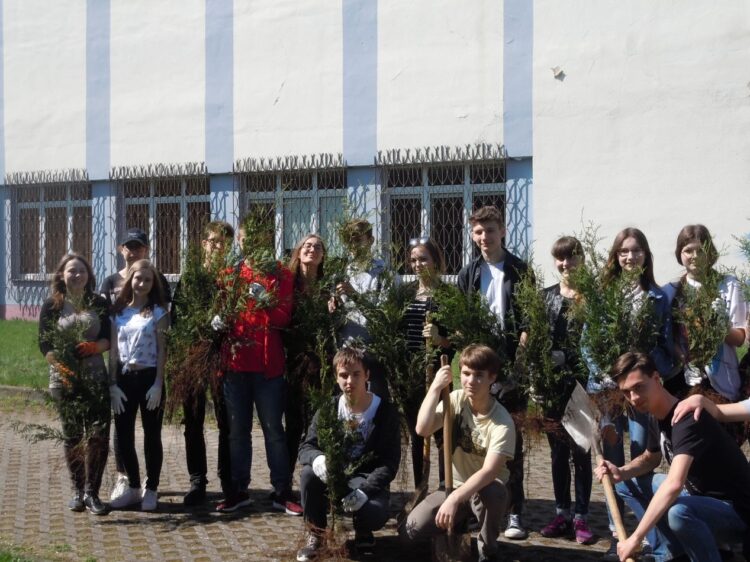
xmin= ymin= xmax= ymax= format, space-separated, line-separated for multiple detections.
xmin=610 ymin=351 xmax=659 ymax=382
xmin=469 ymin=206 xmax=504 ymax=229
xmin=204 ymin=220 xmax=234 ymax=240
xmin=674 ymin=224 xmax=718 ymax=268
xmin=551 ymin=236 xmax=584 ymax=261
xmin=333 ymin=346 xmax=367 ymax=372
xmin=459 ymin=344 xmax=501 ymax=376
xmin=341 ymin=218 xmax=373 ymax=245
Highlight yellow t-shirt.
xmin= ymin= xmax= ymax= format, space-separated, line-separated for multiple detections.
xmin=436 ymin=389 xmax=516 ymax=485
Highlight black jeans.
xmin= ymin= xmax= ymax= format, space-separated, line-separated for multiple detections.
xmin=113 ymin=367 xmax=164 ymax=491
xmin=183 ymin=385 xmax=232 ymax=494
xmin=51 ymin=382 xmax=110 ymax=496
xmin=547 ymin=429 xmax=592 ymax=516
xmin=300 ymin=465 xmax=390 ymax=532
xmin=501 ymin=388 xmax=526 ymax=516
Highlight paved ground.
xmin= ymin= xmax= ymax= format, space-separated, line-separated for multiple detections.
xmin=0 ymin=399 xmax=667 ymax=561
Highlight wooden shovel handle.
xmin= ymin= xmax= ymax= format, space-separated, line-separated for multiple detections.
xmin=595 ymin=453 xmax=636 ymax=562
xmin=439 ymin=354 xmax=453 ymax=494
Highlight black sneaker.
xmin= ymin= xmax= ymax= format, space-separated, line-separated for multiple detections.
xmin=68 ymin=492 xmax=85 ymax=512
xmin=216 ymin=490 xmax=253 ymax=513
xmin=183 ymin=485 xmax=207 ymax=506
xmin=602 ymin=537 xmax=619 ymax=562
xmin=83 ymin=494 xmax=109 ymax=516
xmin=296 ymin=532 xmax=323 ymax=561
xmin=354 ymin=530 xmax=376 ymax=550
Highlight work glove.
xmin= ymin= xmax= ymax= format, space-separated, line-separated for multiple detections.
xmin=145 ymin=380 xmax=163 ymax=411
xmin=74 ymin=341 xmax=99 ymax=359
xmin=551 ymin=350 xmax=566 ymax=368
xmin=312 ymin=455 xmax=328 ymax=483
xmin=341 ymin=489 xmax=368 ymax=513
xmin=211 ymin=314 xmax=226 ymax=332
xmin=110 ymin=384 xmax=127 ymax=415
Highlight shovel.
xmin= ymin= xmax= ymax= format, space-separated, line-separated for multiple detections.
xmin=398 ymin=352 xmax=449 ymax=524
xmin=561 ymin=382 xmax=635 ymax=562
xmin=432 ymin=354 xmax=472 ymax=562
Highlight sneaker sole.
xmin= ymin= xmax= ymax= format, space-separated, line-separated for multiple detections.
xmin=503 ymin=531 xmax=528 ymax=540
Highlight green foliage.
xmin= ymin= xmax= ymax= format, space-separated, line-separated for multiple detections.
xmin=735 ymin=226 xmax=750 ymax=302
xmin=513 ymin=267 xmax=560 ymax=412
xmin=240 ymin=207 xmax=280 ymax=277
xmin=673 ymin=251 xmax=729 ymax=369
xmin=568 ymin=224 xmax=660 ymax=379
xmin=0 ymin=320 xmax=48 ymax=388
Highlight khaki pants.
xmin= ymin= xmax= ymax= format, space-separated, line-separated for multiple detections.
xmin=403 ymin=481 xmax=509 ymax=556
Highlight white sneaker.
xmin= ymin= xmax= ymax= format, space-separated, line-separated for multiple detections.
xmin=110 ymin=486 xmax=142 ymax=509
xmin=504 ymin=514 xmax=529 ymax=540
xmin=141 ymin=489 xmax=158 ymax=512
xmin=110 ymin=474 xmax=129 ymax=501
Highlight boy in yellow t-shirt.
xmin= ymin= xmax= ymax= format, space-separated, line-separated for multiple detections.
xmin=403 ymin=344 xmax=515 ymax=562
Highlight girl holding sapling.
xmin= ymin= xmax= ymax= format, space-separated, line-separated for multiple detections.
xmin=536 ymin=236 xmax=594 ymax=545
xmin=664 ymin=224 xmax=747 ymax=402
xmin=284 ymin=233 xmax=331 ymax=473
xmin=401 ymin=237 xmax=453 ymax=488
xmin=109 ymin=259 xmax=169 ymax=512
xmin=38 ymin=253 xmax=111 ymax=516
xmin=578 ymin=227 xmax=673 ymax=559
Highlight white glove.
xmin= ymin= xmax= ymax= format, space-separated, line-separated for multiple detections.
xmin=684 ymin=363 xmax=705 ymax=386
xmin=341 ymin=488 xmax=368 ymax=513
xmin=711 ymin=297 xmax=726 ymax=314
xmin=211 ymin=314 xmax=226 ymax=331
xmin=110 ymin=384 xmax=127 ymax=415
xmin=551 ymin=350 xmax=565 ymax=367
xmin=312 ymin=455 xmax=328 ymax=483
xmin=248 ymin=282 xmax=266 ymax=300
xmin=145 ymin=381 xmax=163 ymax=411
xmin=599 ymin=374 xmax=617 ymax=390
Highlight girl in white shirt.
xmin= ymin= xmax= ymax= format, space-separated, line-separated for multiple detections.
xmin=108 ymin=259 xmax=169 ymax=512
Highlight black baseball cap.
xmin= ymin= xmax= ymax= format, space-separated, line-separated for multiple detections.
xmin=120 ymin=228 xmax=148 ymax=247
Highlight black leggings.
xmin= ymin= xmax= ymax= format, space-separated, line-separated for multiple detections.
xmin=113 ymin=367 xmax=164 ymax=491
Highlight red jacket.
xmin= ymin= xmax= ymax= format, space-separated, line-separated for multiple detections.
xmin=221 ymin=261 xmax=293 ymax=377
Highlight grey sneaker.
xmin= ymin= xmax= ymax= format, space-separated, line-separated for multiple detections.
xmin=504 ymin=514 xmax=528 ymax=540
xmin=296 ymin=532 xmax=323 ymax=562
xmin=68 ymin=492 xmax=85 ymax=512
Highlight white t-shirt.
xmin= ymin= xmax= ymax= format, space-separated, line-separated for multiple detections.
xmin=114 ymin=305 xmax=167 ymax=371
xmin=337 ymin=392 xmax=381 ymax=459
xmin=480 ymin=261 xmax=507 ymax=330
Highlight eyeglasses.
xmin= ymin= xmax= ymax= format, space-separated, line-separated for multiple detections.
xmin=302 ymin=242 xmax=324 ymax=252
xmin=617 ymin=248 xmax=644 ymax=257
xmin=409 ymin=236 xmax=430 ymax=247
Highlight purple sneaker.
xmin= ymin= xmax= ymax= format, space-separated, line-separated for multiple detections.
xmin=574 ymin=517 xmax=594 ymax=545
xmin=540 ymin=514 xmax=572 ymax=538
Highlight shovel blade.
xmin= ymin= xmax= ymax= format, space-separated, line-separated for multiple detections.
xmin=561 ymin=382 xmax=600 ymax=454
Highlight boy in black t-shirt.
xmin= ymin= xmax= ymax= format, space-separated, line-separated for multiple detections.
xmin=595 ymin=352 xmax=750 ymax=562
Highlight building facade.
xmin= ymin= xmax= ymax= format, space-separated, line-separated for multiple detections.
xmin=1 ymin=0 xmax=748 ymax=318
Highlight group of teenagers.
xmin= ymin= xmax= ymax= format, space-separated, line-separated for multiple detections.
xmin=37 ymin=204 xmax=750 ymax=562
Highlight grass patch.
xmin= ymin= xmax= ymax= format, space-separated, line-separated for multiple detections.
xmin=0 ymin=320 xmax=48 ymax=388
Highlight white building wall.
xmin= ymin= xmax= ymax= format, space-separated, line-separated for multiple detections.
xmin=233 ymin=0 xmax=344 ymax=160
xmin=3 ymin=0 xmax=86 ymax=174
xmin=377 ymin=0 xmax=503 ymax=152
xmin=110 ymin=0 xmax=205 ymax=167
xmin=533 ymin=0 xmax=750 ymax=284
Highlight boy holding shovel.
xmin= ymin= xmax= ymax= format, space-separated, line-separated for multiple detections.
xmin=403 ymin=344 xmax=515 ymax=562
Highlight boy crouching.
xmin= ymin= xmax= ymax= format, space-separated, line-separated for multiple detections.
xmin=296 ymin=347 xmax=401 ymax=561
xmin=402 ymin=344 xmax=515 ymax=562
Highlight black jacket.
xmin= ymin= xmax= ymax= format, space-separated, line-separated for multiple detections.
xmin=298 ymin=397 xmax=401 ymax=498
xmin=456 ymin=250 xmax=529 ymax=358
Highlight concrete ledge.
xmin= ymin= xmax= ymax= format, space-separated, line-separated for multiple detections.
xmin=0 ymin=384 xmax=48 ymax=402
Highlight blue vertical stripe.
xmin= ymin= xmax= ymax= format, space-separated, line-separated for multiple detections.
xmin=502 ymin=0 xmax=533 ymax=158
xmin=205 ymin=0 xmax=233 ymax=173
xmin=86 ymin=0 xmax=110 ymax=179
xmin=342 ymin=0 xmax=377 ymax=166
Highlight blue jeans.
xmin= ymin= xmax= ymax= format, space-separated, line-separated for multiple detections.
xmin=223 ymin=372 xmax=291 ymax=495
xmin=616 ymin=473 xmax=747 ymax=562
xmin=601 ymin=410 xmax=649 ymax=531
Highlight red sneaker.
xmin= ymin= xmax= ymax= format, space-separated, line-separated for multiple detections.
xmin=271 ymin=491 xmax=303 ymax=516
xmin=216 ymin=491 xmax=253 ymax=513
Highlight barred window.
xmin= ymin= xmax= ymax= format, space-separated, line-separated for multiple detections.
xmin=117 ymin=174 xmax=211 ymax=275
xmin=384 ymin=161 xmax=506 ymax=276
xmin=12 ymin=181 xmax=93 ymax=277
xmin=238 ymin=168 xmax=347 ymax=258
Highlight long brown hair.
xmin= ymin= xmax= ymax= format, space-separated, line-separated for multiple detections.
xmin=49 ymin=253 xmax=97 ymax=310
xmin=288 ymin=234 xmax=326 ymax=290
xmin=113 ymin=259 xmax=166 ymax=315
xmin=408 ymin=238 xmax=446 ymax=275
xmin=602 ymin=227 xmax=656 ymax=291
